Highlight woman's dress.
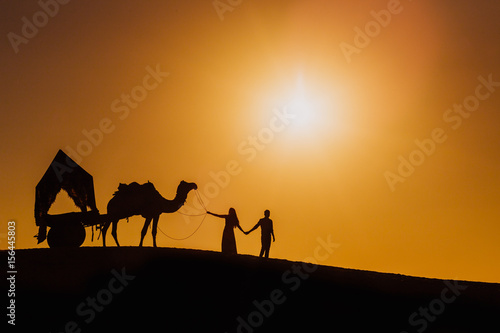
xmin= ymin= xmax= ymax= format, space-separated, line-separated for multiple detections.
xmin=221 ymin=216 xmax=238 ymax=254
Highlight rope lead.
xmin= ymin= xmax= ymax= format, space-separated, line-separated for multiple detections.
xmin=157 ymin=190 xmax=208 ymax=240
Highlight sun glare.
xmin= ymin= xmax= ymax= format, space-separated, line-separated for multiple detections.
xmin=285 ymin=73 xmax=347 ymax=141
xmin=288 ymin=74 xmax=318 ymax=130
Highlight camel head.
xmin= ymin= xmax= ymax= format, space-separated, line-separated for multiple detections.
xmin=180 ymin=180 xmax=197 ymax=190
xmin=177 ymin=180 xmax=198 ymax=198
xmin=170 ymin=180 xmax=197 ymax=210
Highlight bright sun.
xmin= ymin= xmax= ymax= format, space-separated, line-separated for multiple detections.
xmin=288 ymin=74 xmax=318 ymax=130
xmin=284 ymin=73 xmax=349 ymax=145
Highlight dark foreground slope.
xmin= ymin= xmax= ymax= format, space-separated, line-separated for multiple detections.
xmin=5 ymin=247 xmax=500 ymax=332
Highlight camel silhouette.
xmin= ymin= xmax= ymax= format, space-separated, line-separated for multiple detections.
xmin=102 ymin=180 xmax=198 ymax=247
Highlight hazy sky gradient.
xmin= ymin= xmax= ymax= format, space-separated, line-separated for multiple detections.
xmin=2 ymin=0 xmax=500 ymax=283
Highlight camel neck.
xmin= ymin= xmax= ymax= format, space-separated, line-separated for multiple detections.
xmin=161 ymin=191 xmax=188 ymax=213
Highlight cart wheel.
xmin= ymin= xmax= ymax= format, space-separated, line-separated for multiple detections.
xmin=47 ymin=222 xmax=86 ymax=248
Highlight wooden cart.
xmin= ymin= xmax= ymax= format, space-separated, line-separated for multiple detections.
xmin=35 ymin=150 xmax=108 ymax=248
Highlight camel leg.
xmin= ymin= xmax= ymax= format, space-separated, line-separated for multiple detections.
xmin=111 ymin=220 xmax=120 ymax=247
xmin=139 ymin=217 xmax=152 ymax=247
xmin=102 ymin=220 xmax=111 ymax=247
xmin=152 ymin=216 xmax=159 ymax=248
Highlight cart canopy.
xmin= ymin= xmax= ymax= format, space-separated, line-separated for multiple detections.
xmin=35 ymin=150 xmax=98 ymax=226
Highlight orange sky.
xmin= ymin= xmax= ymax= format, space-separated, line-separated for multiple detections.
xmin=1 ymin=0 xmax=500 ymax=283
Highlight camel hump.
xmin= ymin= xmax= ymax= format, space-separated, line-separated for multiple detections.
xmin=142 ymin=181 xmax=156 ymax=192
xmin=113 ymin=181 xmax=158 ymax=197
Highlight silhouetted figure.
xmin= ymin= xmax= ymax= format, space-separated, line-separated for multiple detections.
xmin=208 ymin=208 xmax=245 ymax=254
xmin=245 ymin=210 xmax=275 ymax=258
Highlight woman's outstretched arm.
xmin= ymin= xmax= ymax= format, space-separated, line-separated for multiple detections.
xmin=207 ymin=211 xmax=227 ymax=219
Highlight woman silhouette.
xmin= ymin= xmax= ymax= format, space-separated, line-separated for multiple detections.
xmin=207 ymin=208 xmax=245 ymax=254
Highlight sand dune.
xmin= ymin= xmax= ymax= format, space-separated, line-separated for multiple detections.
xmin=5 ymin=247 xmax=500 ymax=332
